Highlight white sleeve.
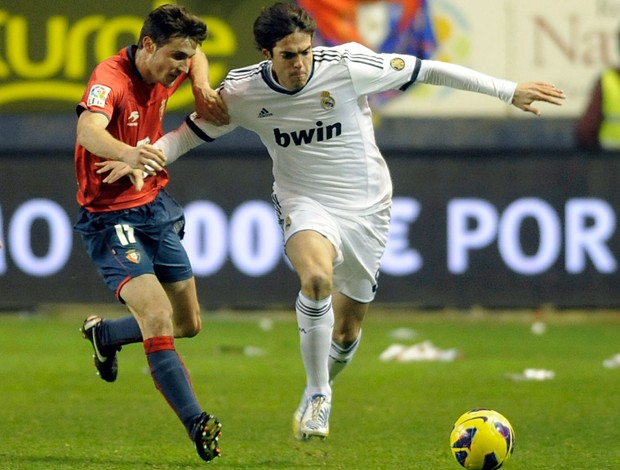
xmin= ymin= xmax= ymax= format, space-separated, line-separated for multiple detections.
xmin=336 ymin=42 xmax=420 ymax=95
xmin=154 ymin=119 xmax=205 ymax=166
xmin=417 ymin=60 xmax=517 ymax=103
xmin=154 ymin=113 xmax=236 ymax=166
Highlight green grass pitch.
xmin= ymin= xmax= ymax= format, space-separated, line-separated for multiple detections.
xmin=1 ymin=305 xmax=620 ymax=469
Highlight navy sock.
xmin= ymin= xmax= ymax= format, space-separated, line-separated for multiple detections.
xmin=98 ymin=315 xmax=143 ymax=349
xmin=144 ymin=336 xmax=202 ymax=436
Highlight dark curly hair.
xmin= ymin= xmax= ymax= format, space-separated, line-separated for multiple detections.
xmin=253 ymin=2 xmax=316 ymax=52
xmin=138 ymin=4 xmax=207 ymax=49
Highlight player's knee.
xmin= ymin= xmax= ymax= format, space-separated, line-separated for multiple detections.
xmin=332 ymin=327 xmax=359 ymax=347
xmin=300 ymin=271 xmax=332 ymax=300
xmin=175 ymin=309 xmax=202 ymax=338
xmin=141 ymin=307 xmax=175 ymax=336
xmin=178 ymin=324 xmax=200 ymax=338
xmin=185 ymin=317 xmax=202 ymax=337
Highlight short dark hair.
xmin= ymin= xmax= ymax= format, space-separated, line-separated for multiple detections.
xmin=253 ymin=2 xmax=316 ymax=52
xmin=138 ymin=4 xmax=207 ymax=49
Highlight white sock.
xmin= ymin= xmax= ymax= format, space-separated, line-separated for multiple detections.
xmin=328 ymin=330 xmax=362 ymax=383
xmin=295 ymin=291 xmax=334 ymax=399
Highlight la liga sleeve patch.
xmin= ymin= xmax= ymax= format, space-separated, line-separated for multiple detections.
xmin=87 ymin=84 xmax=112 ymax=108
xmin=390 ymin=58 xmax=405 ymax=71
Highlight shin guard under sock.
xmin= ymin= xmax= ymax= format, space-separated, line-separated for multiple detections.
xmin=144 ymin=336 xmax=202 ymax=435
xmin=295 ymin=292 xmax=334 ymax=398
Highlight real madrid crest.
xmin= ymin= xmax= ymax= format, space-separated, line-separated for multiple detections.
xmin=390 ymin=58 xmax=405 ymax=71
xmin=320 ymin=91 xmax=335 ymax=110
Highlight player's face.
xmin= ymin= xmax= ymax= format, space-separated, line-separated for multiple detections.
xmin=264 ymin=31 xmax=313 ymax=91
xmin=142 ymin=36 xmax=197 ymax=87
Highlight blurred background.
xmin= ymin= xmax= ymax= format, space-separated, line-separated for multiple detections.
xmin=1 ymin=0 xmax=619 ymax=310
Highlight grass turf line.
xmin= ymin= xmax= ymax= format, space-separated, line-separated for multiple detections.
xmin=1 ymin=308 xmax=619 ymax=469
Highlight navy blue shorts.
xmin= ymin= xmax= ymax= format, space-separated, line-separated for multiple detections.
xmin=74 ymin=190 xmax=193 ymax=299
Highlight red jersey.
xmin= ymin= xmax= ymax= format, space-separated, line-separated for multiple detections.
xmin=75 ymin=46 xmax=187 ymax=212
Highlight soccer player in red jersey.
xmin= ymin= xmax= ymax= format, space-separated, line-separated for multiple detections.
xmin=73 ymin=4 xmax=227 ymax=462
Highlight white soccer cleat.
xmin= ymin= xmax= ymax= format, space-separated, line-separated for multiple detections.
xmin=292 ymin=392 xmax=309 ymax=441
xmin=299 ymin=394 xmax=331 ymax=440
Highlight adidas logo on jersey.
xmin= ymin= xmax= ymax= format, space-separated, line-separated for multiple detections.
xmin=258 ymin=108 xmax=273 ymax=118
xmin=274 ymin=121 xmax=342 ymax=147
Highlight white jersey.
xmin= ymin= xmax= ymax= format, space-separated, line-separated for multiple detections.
xmin=196 ymin=42 xmax=421 ymax=215
xmin=186 ymin=42 xmax=517 ymax=215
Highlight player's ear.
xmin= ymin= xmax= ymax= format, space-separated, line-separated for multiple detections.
xmin=261 ymin=48 xmax=272 ymax=60
xmin=142 ymin=36 xmax=156 ymax=53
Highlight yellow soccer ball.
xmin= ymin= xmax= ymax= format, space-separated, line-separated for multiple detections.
xmin=449 ymin=408 xmax=515 ymax=470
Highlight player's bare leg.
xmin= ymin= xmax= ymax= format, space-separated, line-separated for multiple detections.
xmin=287 ymin=230 xmax=336 ymax=439
xmin=121 ymin=274 xmax=221 ymax=461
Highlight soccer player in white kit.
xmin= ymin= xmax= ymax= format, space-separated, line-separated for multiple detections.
xmin=100 ymin=2 xmax=565 ymax=442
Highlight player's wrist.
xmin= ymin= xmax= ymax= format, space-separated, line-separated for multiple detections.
xmin=191 ymin=80 xmax=211 ymax=95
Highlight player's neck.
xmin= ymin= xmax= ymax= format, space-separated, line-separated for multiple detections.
xmin=133 ymin=48 xmax=156 ymax=85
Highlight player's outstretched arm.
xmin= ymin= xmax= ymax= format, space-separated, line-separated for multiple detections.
xmin=511 ymin=82 xmax=566 ymax=116
xmin=417 ymin=60 xmax=566 ymax=115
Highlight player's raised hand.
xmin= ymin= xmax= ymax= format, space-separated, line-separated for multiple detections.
xmin=96 ymin=160 xmax=145 ymax=191
xmin=512 ymin=82 xmax=566 ymax=116
xmin=119 ymin=144 xmax=166 ymax=175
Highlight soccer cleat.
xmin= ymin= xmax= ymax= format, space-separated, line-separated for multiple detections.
xmin=80 ymin=315 xmax=119 ymax=382
xmin=191 ymin=412 xmax=222 ymax=462
xmin=299 ymin=394 xmax=331 ymax=440
xmin=292 ymin=392 xmax=310 ymax=441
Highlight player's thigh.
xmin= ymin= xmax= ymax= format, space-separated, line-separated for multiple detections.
xmin=121 ymin=274 xmax=174 ymax=338
xmin=276 ymin=194 xmax=343 ymax=272
xmin=286 ymin=230 xmax=336 ymax=275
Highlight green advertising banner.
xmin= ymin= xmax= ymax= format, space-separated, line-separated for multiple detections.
xmin=0 ymin=0 xmax=270 ymax=113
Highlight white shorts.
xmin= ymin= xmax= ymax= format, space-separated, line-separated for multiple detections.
xmin=272 ymin=193 xmax=391 ymax=303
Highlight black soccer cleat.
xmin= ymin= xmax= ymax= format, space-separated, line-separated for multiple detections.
xmin=191 ymin=412 xmax=222 ymax=462
xmin=80 ymin=315 xmax=119 ymax=382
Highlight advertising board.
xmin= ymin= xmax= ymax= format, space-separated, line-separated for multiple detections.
xmin=1 ymin=150 xmax=619 ymax=309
